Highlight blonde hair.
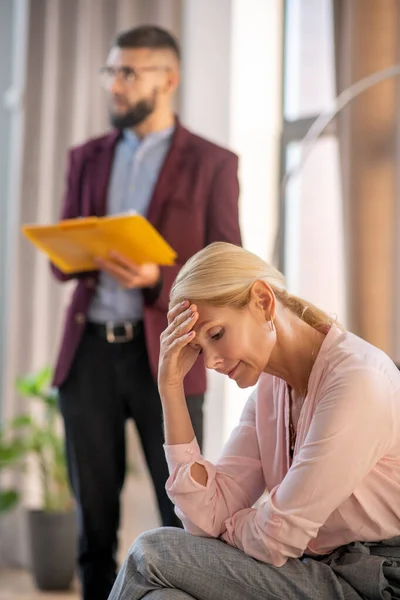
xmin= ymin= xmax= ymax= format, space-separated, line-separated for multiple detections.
xmin=170 ymin=242 xmax=337 ymax=330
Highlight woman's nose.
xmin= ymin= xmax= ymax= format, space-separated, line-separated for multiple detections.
xmin=203 ymin=349 xmax=222 ymax=371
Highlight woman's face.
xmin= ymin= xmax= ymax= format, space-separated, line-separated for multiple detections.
xmin=189 ymin=297 xmax=276 ymax=388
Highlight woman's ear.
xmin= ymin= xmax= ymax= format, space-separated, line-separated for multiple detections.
xmin=250 ymin=280 xmax=275 ymax=320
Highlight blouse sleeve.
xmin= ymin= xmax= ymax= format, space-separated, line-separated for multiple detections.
xmin=164 ymin=389 xmax=266 ymax=537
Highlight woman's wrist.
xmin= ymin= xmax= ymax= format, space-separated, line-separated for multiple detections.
xmin=159 ymin=382 xmax=185 ymax=403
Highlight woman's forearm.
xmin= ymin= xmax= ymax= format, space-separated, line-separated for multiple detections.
xmin=160 ymin=384 xmax=195 ymax=445
xmin=160 ymin=384 xmax=208 ymax=486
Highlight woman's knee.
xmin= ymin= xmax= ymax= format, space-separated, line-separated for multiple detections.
xmin=129 ymin=527 xmax=188 ymax=582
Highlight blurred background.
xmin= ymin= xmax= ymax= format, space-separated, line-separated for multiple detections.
xmin=2 ymin=0 xmax=400 ymax=597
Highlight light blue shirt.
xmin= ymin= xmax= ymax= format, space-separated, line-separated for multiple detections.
xmin=88 ymin=125 xmax=174 ymax=323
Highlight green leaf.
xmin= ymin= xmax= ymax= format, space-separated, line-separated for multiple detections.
xmin=34 ymin=366 xmax=53 ymax=391
xmin=8 ymin=366 xmax=73 ymax=512
xmin=0 ymin=439 xmax=27 ymax=467
xmin=40 ymin=387 xmax=58 ymax=408
xmin=9 ymin=414 xmax=32 ymax=429
xmin=15 ymin=366 xmax=54 ymax=398
xmin=15 ymin=376 xmax=37 ymax=397
xmin=0 ymin=489 xmax=20 ymax=513
xmin=31 ymin=429 xmax=57 ymax=451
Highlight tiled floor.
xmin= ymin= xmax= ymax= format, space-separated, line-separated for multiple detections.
xmin=0 ymin=430 xmax=160 ymax=599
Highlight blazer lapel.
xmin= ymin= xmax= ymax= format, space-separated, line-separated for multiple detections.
xmin=147 ymin=120 xmax=193 ymax=227
xmin=86 ymin=130 xmax=120 ymax=217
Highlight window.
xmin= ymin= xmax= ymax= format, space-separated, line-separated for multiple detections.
xmin=280 ymin=0 xmax=346 ymax=323
xmin=284 ymin=0 xmax=335 ymax=120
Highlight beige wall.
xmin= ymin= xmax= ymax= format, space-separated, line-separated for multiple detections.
xmin=335 ymin=0 xmax=400 ymax=359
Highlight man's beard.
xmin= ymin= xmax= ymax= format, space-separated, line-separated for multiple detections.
xmin=110 ymin=93 xmax=157 ymax=130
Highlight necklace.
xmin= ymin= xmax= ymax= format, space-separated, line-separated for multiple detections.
xmin=289 ymin=329 xmax=317 ymax=458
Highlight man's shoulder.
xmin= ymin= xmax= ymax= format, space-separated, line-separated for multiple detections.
xmin=68 ymin=130 xmax=120 ymax=161
xmin=181 ymin=125 xmax=238 ymax=162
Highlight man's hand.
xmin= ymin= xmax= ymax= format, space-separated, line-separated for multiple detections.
xmin=95 ymin=251 xmax=160 ymax=289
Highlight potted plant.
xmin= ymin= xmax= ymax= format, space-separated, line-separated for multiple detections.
xmin=0 ymin=366 xmax=77 ymax=591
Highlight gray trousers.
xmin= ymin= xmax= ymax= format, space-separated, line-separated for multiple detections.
xmin=108 ymin=527 xmax=400 ymax=600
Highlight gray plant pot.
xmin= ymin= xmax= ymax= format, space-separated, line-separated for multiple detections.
xmin=28 ymin=508 xmax=77 ymax=591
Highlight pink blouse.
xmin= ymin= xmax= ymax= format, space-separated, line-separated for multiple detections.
xmin=164 ymin=326 xmax=400 ymax=567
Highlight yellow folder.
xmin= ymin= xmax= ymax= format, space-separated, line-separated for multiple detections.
xmin=22 ymin=213 xmax=177 ymax=274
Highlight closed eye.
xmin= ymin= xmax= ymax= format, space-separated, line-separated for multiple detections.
xmin=211 ymin=329 xmax=224 ymax=341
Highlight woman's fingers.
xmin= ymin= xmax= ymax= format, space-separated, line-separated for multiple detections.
xmin=167 ymin=300 xmax=193 ymax=325
xmin=162 ymin=310 xmax=198 ymax=346
xmin=159 ymin=303 xmax=200 ymax=386
xmin=163 ymin=305 xmax=198 ymax=338
xmin=164 ymin=329 xmax=196 ymax=353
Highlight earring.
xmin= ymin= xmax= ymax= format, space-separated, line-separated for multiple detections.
xmin=268 ymin=318 xmax=275 ymax=332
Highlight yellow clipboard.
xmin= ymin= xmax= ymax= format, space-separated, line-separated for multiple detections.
xmin=22 ymin=213 xmax=177 ymax=274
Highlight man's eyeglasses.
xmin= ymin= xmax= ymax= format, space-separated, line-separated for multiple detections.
xmin=99 ymin=65 xmax=171 ymax=88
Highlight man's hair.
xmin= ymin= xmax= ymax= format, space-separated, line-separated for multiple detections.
xmin=114 ymin=25 xmax=180 ymax=61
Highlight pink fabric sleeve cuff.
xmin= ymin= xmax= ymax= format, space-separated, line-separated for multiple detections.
xmin=163 ymin=438 xmax=202 ymax=472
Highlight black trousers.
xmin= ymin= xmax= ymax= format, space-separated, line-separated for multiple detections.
xmin=58 ymin=324 xmax=204 ymax=600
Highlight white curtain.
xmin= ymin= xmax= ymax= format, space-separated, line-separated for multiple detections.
xmin=1 ymin=0 xmax=182 ymax=566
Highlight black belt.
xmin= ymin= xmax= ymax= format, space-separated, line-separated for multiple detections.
xmin=86 ymin=320 xmax=143 ymax=343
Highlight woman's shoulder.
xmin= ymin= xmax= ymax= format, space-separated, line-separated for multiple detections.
xmin=321 ymin=327 xmax=400 ymax=388
xmin=314 ymin=328 xmax=400 ymax=421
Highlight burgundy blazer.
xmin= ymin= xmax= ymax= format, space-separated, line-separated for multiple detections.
xmin=51 ymin=120 xmax=242 ymax=396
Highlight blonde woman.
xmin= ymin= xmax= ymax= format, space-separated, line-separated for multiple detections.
xmin=109 ymin=242 xmax=400 ymax=600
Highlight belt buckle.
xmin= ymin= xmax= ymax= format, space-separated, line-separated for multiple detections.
xmin=106 ymin=321 xmax=134 ymax=343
